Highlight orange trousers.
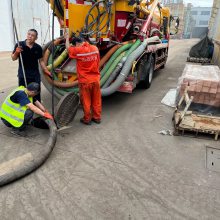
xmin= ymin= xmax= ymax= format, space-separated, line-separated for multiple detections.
xmin=79 ymin=82 xmax=102 ymax=122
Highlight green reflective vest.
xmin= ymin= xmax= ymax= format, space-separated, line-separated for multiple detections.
xmin=0 ymin=86 xmax=33 ymax=127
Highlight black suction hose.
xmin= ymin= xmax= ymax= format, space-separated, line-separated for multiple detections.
xmin=0 ymin=120 xmax=57 ymax=187
xmin=54 ymin=0 xmax=64 ymax=17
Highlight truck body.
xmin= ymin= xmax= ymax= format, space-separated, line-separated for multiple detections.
xmin=42 ymin=0 xmax=177 ymax=98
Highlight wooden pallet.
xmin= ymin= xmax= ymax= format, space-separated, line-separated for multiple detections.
xmin=187 ymin=57 xmax=211 ymax=64
xmin=173 ymin=87 xmax=220 ymax=140
xmin=173 ymin=112 xmax=220 ymax=140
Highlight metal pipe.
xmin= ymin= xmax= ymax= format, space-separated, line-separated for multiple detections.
xmin=140 ymin=0 xmax=159 ymax=37
xmin=13 ymin=18 xmax=28 ymax=88
xmin=51 ymin=3 xmax=56 ymax=117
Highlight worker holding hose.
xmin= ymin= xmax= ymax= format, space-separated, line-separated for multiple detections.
xmin=11 ymin=29 xmax=51 ymax=102
xmin=0 ymin=82 xmax=53 ymax=136
xmin=65 ymin=34 xmax=102 ymax=125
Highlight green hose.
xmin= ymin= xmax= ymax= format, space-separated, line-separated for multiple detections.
xmin=48 ymin=45 xmax=61 ymax=64
xmin=100 ymin=40 xmax=141 ymax=87
xmin=55 ymin=87 xmax=79 ymax=95
xmin=125 ymin=39 xmax=141 ymax=57
xmin=100 ymin=43 xmax=132 ymax=78
xmin=100 ymin=52 xmax=126 ymax=86
xmin=47 ymin=49 xmax=68 ymax=71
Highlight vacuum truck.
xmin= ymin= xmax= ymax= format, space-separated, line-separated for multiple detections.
xmin=42 ymin=0 xmax=179 ymax=99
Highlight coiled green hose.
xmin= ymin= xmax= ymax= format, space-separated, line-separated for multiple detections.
xmin=100 ymin=43 xmax=132 ymax=78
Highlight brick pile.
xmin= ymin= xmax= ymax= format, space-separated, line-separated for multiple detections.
xmin=179 ymin=64 xmax=220 ymax=107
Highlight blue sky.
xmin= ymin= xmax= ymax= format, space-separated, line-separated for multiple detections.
xmin=184 ymin=0 xmax=213 ymax=7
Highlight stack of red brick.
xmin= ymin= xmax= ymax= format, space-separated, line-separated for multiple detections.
xmin=179 ymin=64 xmax=220 ymax=107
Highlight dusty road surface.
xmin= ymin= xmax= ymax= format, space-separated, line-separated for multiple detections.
xmin=1 ymin=39 xmax=220 ymax=219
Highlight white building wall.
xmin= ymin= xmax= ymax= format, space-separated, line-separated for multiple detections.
xmin=11 ymin=0 xmax=50 ymax=46
xmin=0 ymin=0 xmax=60 ymax=52
xmin=0 ymin=1 xmax=14 ymax=51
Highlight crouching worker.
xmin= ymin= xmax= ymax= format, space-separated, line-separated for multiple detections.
xmin=0 ymin=82 xmax=53 ymax=136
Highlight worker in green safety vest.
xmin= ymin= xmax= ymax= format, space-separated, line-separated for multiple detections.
xmin=0 ymin=82 xmax=53 ymax=136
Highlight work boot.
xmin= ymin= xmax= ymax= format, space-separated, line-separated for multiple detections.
xmin=80 ymin=118 xmax=91 ymax=125
xmin=92 ymin=118 xmax=101 ymax=124
xmin=10 ymin=128 xmax=27 ymax=137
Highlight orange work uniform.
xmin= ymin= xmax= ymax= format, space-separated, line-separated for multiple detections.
xmin=69 ymin=42 xmax=102 ymax=122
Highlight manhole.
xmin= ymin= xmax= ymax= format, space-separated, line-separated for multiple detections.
xmin=206 ymin=146 xmax=220 ymax=172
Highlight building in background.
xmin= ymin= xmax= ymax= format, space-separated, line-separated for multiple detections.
xmin=0 ymin=0 xmax=60 ymax=52
xmin=160 ymin=0 xmax=183 ymax=4
xmin=209 ymin=0 xmax=220 ymax=67
xmin=163 ymin=0 xmax=185 ymax=39
xmin=161 ymin=1 xmax=212 ymax=39
xmin=183 ymin=3 xmax=194 ymax=38
xmin=190 ymin=7 xmax=212 ymax=38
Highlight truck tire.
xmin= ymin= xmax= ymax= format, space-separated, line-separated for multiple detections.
xmin=138 ymin=55 xmax=155 ymax=89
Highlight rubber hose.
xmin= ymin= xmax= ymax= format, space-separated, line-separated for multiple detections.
xmin=41 ymin=65 xmax=78 ymax=99
xmin=101 ymin=43 xmax=132 ymax=78
xmin=101 ymin=36 xmax=159 ymax=96
xmin=54 ymin=0 xmax=64 ymax=17
xmin=47 ymin=49 xmax=68 ymax=71
xmin=55 ymin=86 xmax=78 ymax=96
xmin=41 ymin=43 xmax=64 ymax=99
xmin=99 ymin=40 xmax=135 ymax=69
xmin=102 ymin=61 xmax=123 ymax=89
xmin=41 ymin=68 xmax=62 ymax=100
xmin=44 ymin=51 xmax=78 ymax=89
xmin=0 ymin=119 xmax=57 ymax=186
xmin=49 ymin=0 xmax=63 ymax=20
xmin=84 ymin=0 xmax=109 ymax=36
xmin=41 ymin=44 xmax=71 ymax=99
xmin=42 ymin=40 xmax=79 ymax=89
xmin=42 ymin=62 xmax=79 ymax=97
xmin=101 ymin=40 xmax=140 ymax=87
xmin=45 ymin=51 xmax=79 ymax=89
xmin=101 ymin=41 xmax=140 ymax=89
xmin=100 ymin=44 xmax=121 ymax=68
xmin=100 ymin=52 xmax=126 ymax=87
xmin=125 ymin=39 xmax=141 ymax=57
xmin=43 ymin=38 xmax=63 ymax=63
xmin=43 ymin=49 xmax=51 ymax=64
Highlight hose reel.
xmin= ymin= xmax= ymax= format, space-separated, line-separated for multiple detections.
xmin=81 ymin=0 xmax=112 ymax=44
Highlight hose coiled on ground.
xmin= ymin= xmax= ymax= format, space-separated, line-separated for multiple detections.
xmin=0 ymin=120 xmax=57 ymax=186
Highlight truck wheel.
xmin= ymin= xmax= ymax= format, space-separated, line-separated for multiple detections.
xmin=138 ymin=55 xmax=155 ymax=89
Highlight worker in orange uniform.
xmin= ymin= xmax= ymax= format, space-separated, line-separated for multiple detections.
xmin=65 ymin=35 xmax=102 ymax=125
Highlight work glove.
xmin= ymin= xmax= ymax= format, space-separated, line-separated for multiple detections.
xmin=14 ymin=46 xmax=23 ymax=55
xmin=44 ymin=112 xmax=54 ymax=120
